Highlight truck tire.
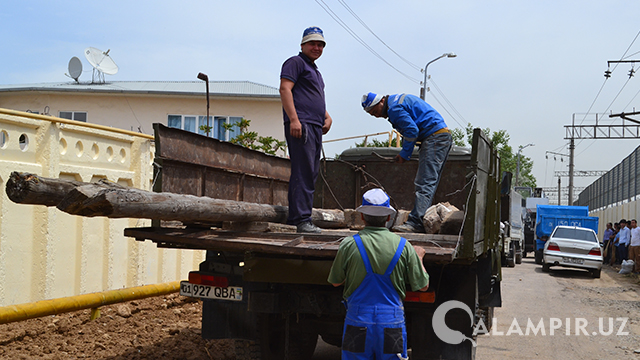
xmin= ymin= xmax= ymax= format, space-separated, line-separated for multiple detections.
xmin=534 ymin=250 xmax=543 ymax=265
xmin=258 ymin=313 xmax=318 ymax=360
xmin=507 ymin=244 xmax=516 ymax=267
xmin=542 ymin=263 xmax=550 ymax=272
xmin=235 ymin=339 xmax=261 ymax=360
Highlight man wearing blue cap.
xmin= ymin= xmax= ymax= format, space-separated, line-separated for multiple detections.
xmin=361 ymin=93 xmax=452 ymax=233
xmin=280 ymin=26 xmax=333 ymax=233
xmin=328 ymin=188 xmax=429 ymax=360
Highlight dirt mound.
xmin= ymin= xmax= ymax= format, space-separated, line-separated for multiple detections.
xmin=0 ymin=293 xmax=236 ymax=359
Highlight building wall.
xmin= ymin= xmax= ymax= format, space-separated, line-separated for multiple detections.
xmin=0 ymin=108 xmax=205 ymax=306
xmin=0 ymin=92 xmax=284 ymax=143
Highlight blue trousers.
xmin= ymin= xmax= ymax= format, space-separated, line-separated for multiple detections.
xmin=284 ymin=122 xmax=322 ymax=225
xmin=407 ymin=132 xmax=452 ymax=229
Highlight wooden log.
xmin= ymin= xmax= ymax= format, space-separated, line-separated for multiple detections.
xmin=5 ymin=172 xmax=83 ymax=206
xmin=6 ymin=172 xmax=346 ymax=228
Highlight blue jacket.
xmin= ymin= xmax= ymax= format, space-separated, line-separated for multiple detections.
xmin=386 ymin=94 xmax=447 ymax=160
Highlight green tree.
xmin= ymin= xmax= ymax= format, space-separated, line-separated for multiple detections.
xmin=211 ymin=118 xmax=287 ymax=157
xmin=451 ymin=123 xmax=536 ymax=188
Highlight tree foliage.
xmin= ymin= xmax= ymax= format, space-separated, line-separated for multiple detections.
xmin=200 ymin=118 xmax=287 ymax=157
xmin=451 ymin=123 xmax=536 ymax=188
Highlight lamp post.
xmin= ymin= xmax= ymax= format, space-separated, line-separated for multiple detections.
xmin=420 ymin=52 xmax=457 ymax=100
xmin=516 ymin=143 xmax=534 ymax=187
xmin=197 ymin=72 xmax=210 ymax=137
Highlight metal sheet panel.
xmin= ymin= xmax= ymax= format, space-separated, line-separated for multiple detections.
xmin=154 ymin=123 xmax=290 ymax=206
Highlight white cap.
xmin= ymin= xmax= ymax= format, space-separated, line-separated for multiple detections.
xmin=356 ymin=188 xmax=396 ymax=216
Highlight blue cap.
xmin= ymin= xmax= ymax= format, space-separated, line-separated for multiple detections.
xmin=356 ymin=188 xmax=396 ymax=216
xmin=362 ymin=92 xmax=383 ymax=111
xmin=301 ymin=26 xmax=325 ymax=45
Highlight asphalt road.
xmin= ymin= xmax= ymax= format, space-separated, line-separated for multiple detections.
xmin=312 ymin=258 xmax=640 ymax=359
xmin=476 ymin=257 xmax=640 ymax=359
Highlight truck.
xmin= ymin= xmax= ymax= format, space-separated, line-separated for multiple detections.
xmin=533 ymin=205 xmax=599 ymax=264
xmin=521 ymin=189 xmax=549 ymax=257
xmin=124 ymin=124 xmax=504 ymax=360
xmin=500 ymin=175 xmax=524 ymax=267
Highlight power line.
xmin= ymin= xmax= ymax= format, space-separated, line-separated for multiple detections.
xmin=428 ymin=92 xmax=464 ymax=129
xmin=429 ymin=77 xmax=467 ymax=125
xmin=336 ymin=0 xmax=422 ymax=72
xmin=314 ymin=0 xmax=421 ymax=84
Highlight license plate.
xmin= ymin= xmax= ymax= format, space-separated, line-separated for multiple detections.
xmin=562 ymin=257 xmax=584 ymax=265
xmin=180 ymin=281 xmax=243 ymax=301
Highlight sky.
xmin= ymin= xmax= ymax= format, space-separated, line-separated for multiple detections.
xmin=3 ymin=0 xmax=640 ymax=201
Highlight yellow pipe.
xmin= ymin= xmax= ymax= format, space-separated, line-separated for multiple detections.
xmin=0 ymin=107 xmax=154 ymax=140
xmin=0 ymin=281 xmax=180 ymax=325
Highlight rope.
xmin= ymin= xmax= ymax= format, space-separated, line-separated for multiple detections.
xmin=455 ymin=175 xmax=477 ymax=256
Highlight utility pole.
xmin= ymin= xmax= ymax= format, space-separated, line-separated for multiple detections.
xmin=568 ymin=138 xmax=575 ymax=205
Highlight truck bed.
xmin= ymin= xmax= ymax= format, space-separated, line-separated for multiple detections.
xmin=125 ymin=226 xmax=459 ymax=263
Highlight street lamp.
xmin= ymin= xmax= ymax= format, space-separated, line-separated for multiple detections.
xmin=516 ymin=143 xmax=535 ymax=187
xmin=197 ymin=72 xmax=210 ymax=137
xmin=420 ymin=52 xmax=457 ymax=100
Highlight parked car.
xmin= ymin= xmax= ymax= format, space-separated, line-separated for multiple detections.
xmin=542 ymin=225 xmax=603 ymax=278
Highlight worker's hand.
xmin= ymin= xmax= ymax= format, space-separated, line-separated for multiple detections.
xmin=322 ymin=112 xmax=333 ymax=135
xmin=395 ymin=154 xmax=405 ymax=164
xmin=290 ymin=120 xmax=302 ymax=139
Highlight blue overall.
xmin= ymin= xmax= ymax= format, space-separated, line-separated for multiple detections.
xmin=341 ymin=234 xmax=408 ymax=360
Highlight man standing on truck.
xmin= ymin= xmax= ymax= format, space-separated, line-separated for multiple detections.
xmin=361 ymin=92 xmax=452 ymax=233
xmin=280 ymin=26 xmax=333 ymax=234
xmin=328 ymin=188 xmax=429 ymax=360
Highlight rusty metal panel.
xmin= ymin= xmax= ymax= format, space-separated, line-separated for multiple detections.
xmin=204 ymin=168 xmax=241 ymax=201
xmin=315 ymin=152 xmax=471 ymax=212
xmin=161 ymin=160 xmax=203 ymax=196
xmin=154 ymin=123 xmax=291 ymax=205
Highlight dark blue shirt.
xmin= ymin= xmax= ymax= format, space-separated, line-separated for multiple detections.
xmin=280 ymin=52 xmax=326 ymax=126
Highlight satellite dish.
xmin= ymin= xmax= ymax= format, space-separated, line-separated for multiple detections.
xmin=84 ymin=47 xmax=119 ymax=83
xmin=67 ymin=56 xmax=83 ymax=82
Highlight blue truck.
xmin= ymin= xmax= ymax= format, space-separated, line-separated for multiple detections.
xmin=533 ymin=205 xmax=599 ymax=264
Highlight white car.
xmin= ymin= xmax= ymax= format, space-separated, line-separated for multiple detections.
xmin=542 ymin=225 xmax=603 ymax=278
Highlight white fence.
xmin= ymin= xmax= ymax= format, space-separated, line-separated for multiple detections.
xmin=0 ymin=108 xmax=204 ymax=306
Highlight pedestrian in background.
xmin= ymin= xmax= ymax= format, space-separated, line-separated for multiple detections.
xmin=629 ymin=219 xmax=640 ymax=274
xmin=361 ymin=92 xmax=452 ymax=233
xmin=603 ymin=222 xmax=614 ymax=264
xmin=615 ymin=219 xmax=630 ymax=264
xmin=280 ymin=26 xmax=333 ymax=233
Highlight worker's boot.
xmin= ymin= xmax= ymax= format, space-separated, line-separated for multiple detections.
xmin=297 ymin=221 xmax=322 ymax=233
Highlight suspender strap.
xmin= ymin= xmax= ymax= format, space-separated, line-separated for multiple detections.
xmin=384 ymin=237 xmax=407 ymax=276
xmin=353 ymin=234 xmax=373 ymax=274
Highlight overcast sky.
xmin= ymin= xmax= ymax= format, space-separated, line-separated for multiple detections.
xmin=3 ymin=1 xmax=640 ymax=199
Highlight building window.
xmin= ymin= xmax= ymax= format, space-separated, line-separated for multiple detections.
xmin=167 ymin=114 xmax=241 ymax=141
xmin=59 ymin=111 xmax=87 ymax=122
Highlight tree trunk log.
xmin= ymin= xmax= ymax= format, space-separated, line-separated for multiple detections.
xmin=5 ymin=172 xmax=83 ymax=206
xmin=6 ymin=172 xmax=346 ymax=228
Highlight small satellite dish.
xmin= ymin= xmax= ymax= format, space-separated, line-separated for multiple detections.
xmin=67 ymin=56 xmax=83 ymax=82
xmin=84 ymin=47 xmax=119 ymax=83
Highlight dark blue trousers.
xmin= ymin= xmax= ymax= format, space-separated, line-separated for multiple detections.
xmin=284 ymin=122 xmax=322 ymax=225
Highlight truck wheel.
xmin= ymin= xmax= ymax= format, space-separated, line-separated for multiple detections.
xmin=234 ymin=339 xmax=261 ymax=360
xmin=534 ymin=250 xmax=543 ymax=265
xmin=258 ymin=313 xmax=318 ymax=360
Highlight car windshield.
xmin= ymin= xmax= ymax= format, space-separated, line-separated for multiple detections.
xmin=552 ymin=228 xmax=598 ymax=243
